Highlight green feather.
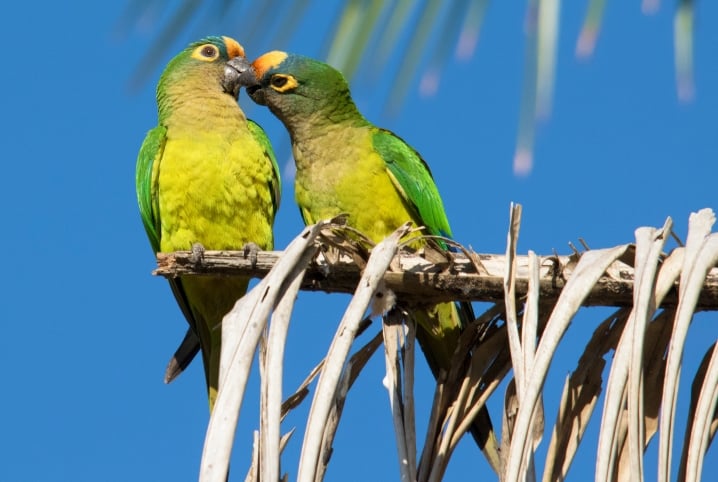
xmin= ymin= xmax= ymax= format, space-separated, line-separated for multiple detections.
xmin=248 ymin=119 xmax=281 ymax=213
xmin=372 ymin=128 xmax=453 ymax=241
xmin=136 ymin=125 xmax=165 ymax=253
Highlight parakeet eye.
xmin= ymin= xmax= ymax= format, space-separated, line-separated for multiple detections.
xmin=269 ymin=74 xmax=299 ymax=93
xmin=191 ymin=44 xmax=220 ymax=61
xmin=201 ymin=46 xmax=217 ymax=58
xmin=271 ymin=76 xmax=288 ymax=88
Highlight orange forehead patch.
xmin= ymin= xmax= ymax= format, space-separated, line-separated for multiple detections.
xmin=252 ymin=51 xmax=288 ymax=79
xmin=222 ymin=36 xmax=245 ymax=59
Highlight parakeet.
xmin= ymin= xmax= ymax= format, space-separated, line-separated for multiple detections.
xmin=136 ymin=36 xmax=280 ymax=410
xmin=229 ymin=51 xmax=499 ymax=466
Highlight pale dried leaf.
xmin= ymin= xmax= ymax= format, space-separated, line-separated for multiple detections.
xmin=505 ymin=244 xmax=630 ymax=482
xmin=383 ymin=311 xmax=416 ymax=482
xmin=503 ymin=378 xmax=519 ymax=469
xmin=505 ymin=203 xmax=525 ymax=393
xmin=525 ymin=253 xmax=545 ymax=458
xmin=597 ymin=241 xmax=686 ymax=482
xmin=626 ymin=221 xmax=672 ymax=481
xmin=243 ymin=430 xmax=259 ymax=482
xmin=641 ymin=310 xmax=675 ymax=444
xmin=542 ymin=308 xmax=630 ymax=482
xmin=678 ymin=342 xmax=718 ymax=482
xmin=502 ymin=377 xmax=542 ymax=482
xmin=261 ymin=264 xmax=306 ymax=481
xmin=659 ymin=208 xmax=718 ymax=482
xmin=316 ymin=364 xmax=351 ymax=482
xmin=522 ymin=251 xmax=540 ymax=383
xmin=402 ymin=316 xmax=417 ymax=475
xmin=201 ymin=222 xmax=325 ymax=482
xmin=502 ymin=208 xmax=542 ymax=482
xmin=297 ymin=223 xmax=409 ymax=482
xmin=615 ymin=309 xmax=675 ymax=481
xmin=314 ymin=330 xmax=383 ymax=482
xmin=280 ymin=428 xmax=295 ymax=453
xmin=683 ymin=342 xmax=718 ymax=482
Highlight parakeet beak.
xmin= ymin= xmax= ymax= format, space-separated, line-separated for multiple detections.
xmin=223 ymin=56 xmax=254 ymax=98
xmin=246 ymin=84 xmax=266 ymax=105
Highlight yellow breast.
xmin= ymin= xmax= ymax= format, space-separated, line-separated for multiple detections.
xmin=293 ymin=126 xmax=415 ymax=242
xmin=158 ymin=129 xmax=275 ymax=252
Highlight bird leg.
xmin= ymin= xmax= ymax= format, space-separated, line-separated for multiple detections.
xmin=242 ymin=242 xmax=261 ymax=269
xmin=190 ymin=242 xmax=206 ymax=267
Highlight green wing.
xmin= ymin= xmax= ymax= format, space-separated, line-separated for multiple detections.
xmin=136 ymin=126 xmax=203 ymax=383
xmin=372 ymin=128 xmax=453 ymax=239
xmin=136 ymin=126 xmax=166 ymax=253
xmin=373 ymin=131 xmax=493 ymax=468
xmin=248 ymin=119 xmax=281 ymax=215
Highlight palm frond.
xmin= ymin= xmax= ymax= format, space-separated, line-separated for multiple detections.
xmin=121 ymin=0 xmax=698 ymax=173
xmin=674 ymin=0 xmax=695 ymax=102
xmin=576 ymin=0 xmax=606 ymax=58
xmin=151 ymin=207 xmax=718 ymax=481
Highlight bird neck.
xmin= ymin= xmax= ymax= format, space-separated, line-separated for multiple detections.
xmin=280 ymin=97 xmax=369 ymax=144
xmin=157 ymin=80 xmax=246 ymax=134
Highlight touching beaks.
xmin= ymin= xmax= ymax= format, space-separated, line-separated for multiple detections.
xmin=225 ymin=56 xmax=258 ymax=92
xmin=224 ymin=56 xmax=267 ymax=104
xmin=222 ymin=56 xmax=252 ymax=98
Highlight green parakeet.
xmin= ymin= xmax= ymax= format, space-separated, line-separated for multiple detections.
xmin=136 ymin=36 xmax=280 ymax=410
xmin=229 ymin=51 xmax=499 ymax=466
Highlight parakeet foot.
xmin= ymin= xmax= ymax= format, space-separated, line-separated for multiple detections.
xmin=190 ymin=242 xmax=205 ymax=267
xmin=242 ymin=242 xmax=260 ymax=269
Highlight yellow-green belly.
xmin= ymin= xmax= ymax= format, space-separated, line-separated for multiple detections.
xmin=293 ymin=128 xmax=460 ymax=370
xmin=294 ymin=133 xmax=413 ymax=240
xmin=158 ymin=130 xmax=275 ymax=408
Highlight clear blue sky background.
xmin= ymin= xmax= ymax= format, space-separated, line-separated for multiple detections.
xmin=1 ymin=2 xmax=716 ymax=481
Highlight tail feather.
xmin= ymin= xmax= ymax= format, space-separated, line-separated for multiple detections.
xmin=164 ymin=328 xmax=201 ymax=384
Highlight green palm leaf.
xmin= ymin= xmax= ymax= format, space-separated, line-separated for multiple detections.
xmin=118 ymin=1 xmax=696 ymax=175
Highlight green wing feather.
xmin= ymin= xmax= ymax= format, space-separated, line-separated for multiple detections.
xmin=136 ymin=125 xmax=203 ymax=383
xmin=372 ymin=129 xmax=497 ymax=468
xmin=248 ymin=119 xmax=281 ymax=214
xmin=136 ymin=126 xmax=166 ymax=253
xmin=372 ymin=128 xmax=453 ymax=240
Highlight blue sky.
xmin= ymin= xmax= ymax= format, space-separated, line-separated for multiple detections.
xmin=1 ymin=2 xmax=716 ymax=481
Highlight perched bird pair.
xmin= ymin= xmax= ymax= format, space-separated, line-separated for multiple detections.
xmin=136 ymin=36 xmax=497 ymax=463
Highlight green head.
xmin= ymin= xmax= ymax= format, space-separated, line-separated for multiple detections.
xmin=229 ymin=51 xmax=366 ymax=132
xmin=156 ymin=36 xmax=252 ymax=119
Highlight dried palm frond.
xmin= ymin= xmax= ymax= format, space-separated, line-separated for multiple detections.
xmin=154 ymin=208 xmax=718 ymax=481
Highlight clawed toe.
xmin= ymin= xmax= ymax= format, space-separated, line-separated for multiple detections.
xmin=190 ymin=242 xmax=205 ymax=266
xmin=242 ymin=242 xmax=260 ymax=269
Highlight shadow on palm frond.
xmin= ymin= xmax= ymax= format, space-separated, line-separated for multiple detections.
xmin=154 ymin=206 xmax=718 ymax=481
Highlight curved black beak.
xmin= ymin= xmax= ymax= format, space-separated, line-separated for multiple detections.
xmin=224 ymin=56 xmax=259 ymax=98
xmin=225 ymin=56 xmax=268 ymax=105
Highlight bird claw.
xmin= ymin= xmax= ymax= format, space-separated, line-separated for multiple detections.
xmin=190 ymin=242 xmax=205 ymax=267
xmin=243 ymin=242 xmax=260 ymax=269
